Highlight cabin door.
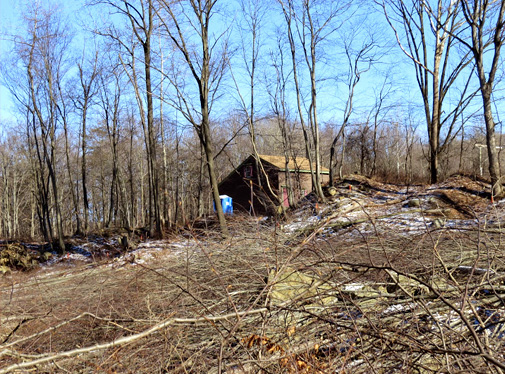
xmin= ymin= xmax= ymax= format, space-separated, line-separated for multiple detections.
xmin=282 ymin=187 xmax=289 ymax=207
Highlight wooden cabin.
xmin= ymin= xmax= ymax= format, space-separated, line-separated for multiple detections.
xmin=218 ymin=154 xmax=330 ymax=214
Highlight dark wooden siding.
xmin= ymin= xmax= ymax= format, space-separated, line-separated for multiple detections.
xmin=218 ymin=155 xmax=329 ymax=214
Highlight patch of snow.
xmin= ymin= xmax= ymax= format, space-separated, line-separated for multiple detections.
xmin=382 ymin=302 xmax=418 ymax=315
xmin=343 ymin=283 xmax=365 ymax=292
xmin=282 ymin=216 xmax=321 ymax=233
xmin=123 ymin=239 xmax=200 ymax=266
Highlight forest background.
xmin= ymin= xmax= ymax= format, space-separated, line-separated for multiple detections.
xmin=0 ymin=0 xmax=504 ymax=244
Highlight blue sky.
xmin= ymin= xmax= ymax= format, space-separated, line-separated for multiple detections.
xmin=0 ymin=0 xmax=412 ymax=128
xmin=0 ymin=0 xmax=86 ymax=126
xmin=0 ymin=0 xmax=495 ymax=144
xmin=0 ymin=0 xmax=20 ymax=125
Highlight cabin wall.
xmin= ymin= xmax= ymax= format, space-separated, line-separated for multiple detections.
xmin=279 ymin=172 xmax=330 ymax=196
xmin=219 ymin=156 xmax=330 ymax=214
xmin=219 ymin=161 xmax=280 ymax=214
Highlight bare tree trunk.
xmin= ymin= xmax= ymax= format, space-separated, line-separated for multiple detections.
xmin=76 ymin=55 xmax=99 ymax=233
xmin=143 ymin=24 xmax=162 ymax=236
xmin=458 ymin=122 xmax=465 ymax=173
xmin=339 ymin=133 xmax=346 ymax=180
xmin=201 ymin=88 xmax=228 ymax=235
xmin=269 ymin=38 xmax=297 ymax=207
xmin=306 ymin=6 xmax=325 ymax=199
xmin=383 ymin=0 xmax=473 ymax=184
xmin=483 ymin=89 xmax=502 ymax=195
xmin=280 ymin=2 xmax=319 ymax=199
xmin=24 ymin=13 xmax=66 ymax=252
xmin=81 ymin=96 xmax=90 ymax=233
xmin=97 ymin=69 xmax=122 ymax=228
xmin=96 ymin=0 xmax=162 ymax=236
xmin=28 ymin=115 xmax=51 ymax=243
xmin=159 ymin=0 xmax=229 ymax=236
xmin=197 ymin=144 xmax=205 ymax=218
xmin=62 ymin=111 xmax=81 ymax=235
xmin=128 ymin=114 xmax=137 ymax=228
xmin=460 ymin=0 xmax=505 ymax=196
xmin=159 ymin=42 xmax=169 ymax=227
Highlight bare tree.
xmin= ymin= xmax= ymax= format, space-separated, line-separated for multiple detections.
xmin=235 ymin=0 xmax=264 ymax=160
xmin=329 ymin=31 xmax=378 ymax=184
xmin=0 ymin=136 xmax=27 ymax=238
xmin=266 ymin=34 xmax=297 ymax=207
xmin=157 ymin=0 xmax=230 ymax=236
xmin=278 ymin=0 xmax=354 ymax=198
xmin=459 ymin=0 xmax=505 ymax=196
xmin=370 ymin=77 xmax=394 ymax=176
xmin=3 ymin=4 xmax=71 ymax=251
xmin=57 ymin=73 xmax=81 ymax=236
xmin=90 ymin=0 xmax=162 ymax=237
xmin=97 ymin=65 xmax=123 ymax=227
xmin=72 ymin=49 xmax=100 ymax=233
xmin=381 ymin=0 xmax=475 ymax=184
xmin=229 ymin=0 xmax=289 ymax=211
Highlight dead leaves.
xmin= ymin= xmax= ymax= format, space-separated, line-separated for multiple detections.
xmin=242 ymin=334 xmax=328 ymax=373
xmin=242 ymin=334 xmax=284 ymax=354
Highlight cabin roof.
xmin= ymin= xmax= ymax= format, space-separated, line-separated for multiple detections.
xmin=218 ymin=154 xmax=329 ymax=188
xmin=259 ymin=155 xmax=330 ymax=173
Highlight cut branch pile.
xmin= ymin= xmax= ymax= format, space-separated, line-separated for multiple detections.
xmin=1 ymin=177 xmax=505 ymax=373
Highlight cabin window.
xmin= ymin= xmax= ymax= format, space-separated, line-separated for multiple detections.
xmin=243 ymin=165 xmax=253 ymax=178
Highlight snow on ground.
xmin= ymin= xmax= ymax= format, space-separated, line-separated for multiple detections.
xmin=27 ymin=176 xmax=501 ymax=280
xmin=281 ymin=176 xmax=498 ymax=241
xmin=129 ymin=239 xmax=198 ymax=264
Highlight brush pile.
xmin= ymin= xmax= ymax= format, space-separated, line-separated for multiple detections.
xmin=1 ymin=175 xmax=505 ymax=373
xmin=0 ymin=243 xmax=48 ymax=273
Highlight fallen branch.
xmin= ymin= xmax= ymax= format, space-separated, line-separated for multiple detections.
xmin=0 ymin=312 xmax=139 ymax=350
xmin=0 ymin=308 xmax=268 ymax=374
